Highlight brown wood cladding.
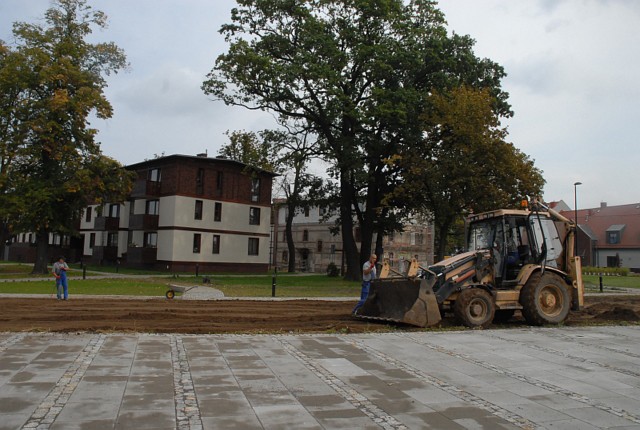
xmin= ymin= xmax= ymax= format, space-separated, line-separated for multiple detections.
xmin=135 ymin=158 xmax=273 ymax=206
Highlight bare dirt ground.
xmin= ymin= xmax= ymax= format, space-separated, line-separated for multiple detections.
xmin=0 ymin=295 xmax=639 ymax=334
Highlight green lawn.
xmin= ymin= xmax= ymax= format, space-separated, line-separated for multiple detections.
xmin=0 ymin=278 xmax=171 ymax=296
xmin=0 ymin=263 xmax=53 ymax=279
xmin=4 ymin=264 xmax=633 ymax=297
xmin=583 ymin=274 xmax=640 ymax=289
xmin=206 ymin=275 xmax=360 ymax=297
xmin=0 ymin=268 xmax=361 ymax=297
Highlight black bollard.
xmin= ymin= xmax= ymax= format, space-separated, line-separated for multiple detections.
xmin=82 ymin=264 xmax=86 ymax=280
xmin=195 ymin=264 xmax=199 ymax=277
xmin=599 ymin=275 xmax=603 ymax=293
xmin=271 ymin=275 xmax=276 ymax=297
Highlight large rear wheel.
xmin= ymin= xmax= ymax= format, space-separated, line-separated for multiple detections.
xmin=520 ymin=272 xmax=570 ymax=325
xmin=454 ymin=288 xmax=495 ymax=329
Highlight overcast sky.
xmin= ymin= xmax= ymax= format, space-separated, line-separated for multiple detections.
xmin=1 ymin=0 xmax=638 ymax=210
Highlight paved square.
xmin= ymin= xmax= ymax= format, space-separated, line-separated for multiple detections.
xmin=0 ymin=326 xmax=639 ymax=429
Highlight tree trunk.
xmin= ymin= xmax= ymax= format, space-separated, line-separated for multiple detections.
xmin=340 ymin=174 xmax=361 ymax=281
xmin=435 ymin=221 xmax=451 ymax=263
xmin=32 ymin=228 xmax=50 ymax=274
xmin=0 ymin=222 xmax=9 ymax=260
xmin=285 ymin=203 xmax=296 ymax=273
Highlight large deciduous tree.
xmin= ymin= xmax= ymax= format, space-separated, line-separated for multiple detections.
xmin=204 ymin=0 xmax=512 ymax=280
xmin=0 ymin=0 xmax=133 ymax=273
xmin=393 ymin=86 xmax=545 ymax=260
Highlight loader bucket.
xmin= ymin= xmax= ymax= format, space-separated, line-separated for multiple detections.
xmin=355 ymin=277 xmax=442 ymax=327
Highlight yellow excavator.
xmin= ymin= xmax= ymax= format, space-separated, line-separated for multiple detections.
xmin=355 ymin=201 xmax=584 ymax=328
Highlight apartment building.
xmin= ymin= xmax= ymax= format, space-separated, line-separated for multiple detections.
xmin=81 ymin=154 xmax=277 ymax=273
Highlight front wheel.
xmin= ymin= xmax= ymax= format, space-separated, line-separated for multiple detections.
xmin=520 ymin=272 xmax=570 ymax=325
xmin=454 ymin=288 xmax=495 ymax=329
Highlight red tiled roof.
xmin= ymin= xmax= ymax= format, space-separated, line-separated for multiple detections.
xmin=559 ymin=203 xmax=640 ymax=248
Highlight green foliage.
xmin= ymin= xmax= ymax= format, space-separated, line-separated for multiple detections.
xmin=390 ymin=86 xmax=544 ymax=259
xmin=0 ymin=0 xmax=132 ymax=271
xmin=219 ymin=129 xmax=278 ymax=172
xmin=204 ymin=0 xmax=513 ymax=280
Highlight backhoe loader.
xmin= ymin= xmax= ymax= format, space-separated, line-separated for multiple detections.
xmin=355 ymin=201 xmax=584 ymax=328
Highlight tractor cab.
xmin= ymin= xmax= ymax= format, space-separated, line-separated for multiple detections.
xmin=466 ymin=209 xmax=565 ymax=287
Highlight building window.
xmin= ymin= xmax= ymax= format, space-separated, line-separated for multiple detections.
xmin=144 ymin=232 xmax=158 ymax=248
xmin=146 ymin=199 xmax=159 ymax=215
xmin=411 ymin=233 xmax=424 ymax=245
xmin=109 ymin=204 xmax=120 ymax=218
xmin=319 ymin=206 xmax=326 ymax=216
xmin=193 ymin=233 xmax=201 ymax=253
xmin=85 ymin=206 xmax=92 ymax=222
xmin=212 ymin=235 xmax=220 ymax=254
xmin=251 ymin=178 xmax=260 ymax=202
xmin=248 ymin=237 xmax=259 ymax=256
xmin=196 ymin=168 xmax=204 ymax=195
xmin=216 ymin=171 xmax=223 ymax=195
xmin=303 ymin=229 xmax=309 ymax=241
xmin=249 ymin=207 xmax=261 ymax=225
xmin=282 ymin=250 xmax=288 ymax=262
xmin=194 ymin=200 xmax=203 ymax=220
xmin=607 ymin=232 xmax=620 ymax=244
xmin=148 ymin=168 xmax=161 ymax=182
xmin=607 ymin=255 xmax=620 ymax=267
xmin=214 ymin=202 xmax=222 ymax=222
xmin=89 ymin=233 xmax=95 ymax=249
xmin=317 ymin=240 xmax=323 ymax=252
xmin=107 ymin=233 xmax=118 ymax=247
xmin=304 ymin=207 xmax=309 ymax=217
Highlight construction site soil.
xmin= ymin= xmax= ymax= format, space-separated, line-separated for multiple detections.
xmin=0 ymin=295 xmax=639 ymax=334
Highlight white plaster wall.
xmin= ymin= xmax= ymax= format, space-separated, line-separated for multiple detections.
xmin=160 ymin=195 xmax=269 ymax=235
xmin=160 ymin=230 xmax=268 ymax=264
xmin=79 ymin=205 xmax=98 ymax=230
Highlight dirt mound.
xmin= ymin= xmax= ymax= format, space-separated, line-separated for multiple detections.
xmin=0 ymin=294 xmax=638 ymax=333
xmin=591 ymin=306 xmax=640 ymax=321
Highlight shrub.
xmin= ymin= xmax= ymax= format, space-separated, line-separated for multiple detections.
xmin=582 ymin=266 xmax=629 ymax=276
xmin=327 ymin=262 xmax=340 ymax=277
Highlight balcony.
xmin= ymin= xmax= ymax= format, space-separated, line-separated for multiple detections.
xmin=130 ymin=179 xmax=162 ymax=198
xmin=94 ymin=216 xmax=120 ymax=231
xmin=127 ymin=246 xmax=157 ymax=265
xmin=128 ymin=214 xmax=159 ymax=230
xmin=92 ymin=245 xmax=118 ymax=262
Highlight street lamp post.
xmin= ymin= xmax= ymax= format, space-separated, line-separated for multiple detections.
xmin=574 ymin=181 xmax=582 ymax=257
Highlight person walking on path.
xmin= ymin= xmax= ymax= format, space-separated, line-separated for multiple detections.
xmin=353 ymin=253 xmax=377 ymax=314
xmin=52 ymin=256 xmax=70 ymax=300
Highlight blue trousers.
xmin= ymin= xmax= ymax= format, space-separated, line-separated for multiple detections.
xmin=56 ymin=273 xmax=68 ymax=300
xmin=352 ymin=280 xmax=371 ymax=314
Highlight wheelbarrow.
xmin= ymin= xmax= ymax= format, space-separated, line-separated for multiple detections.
xmin=165 ymin=284 xmax=197 ymax=299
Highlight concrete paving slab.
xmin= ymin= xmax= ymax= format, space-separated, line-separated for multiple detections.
xmin=0 ymin=327 xmax=639 ymax=429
